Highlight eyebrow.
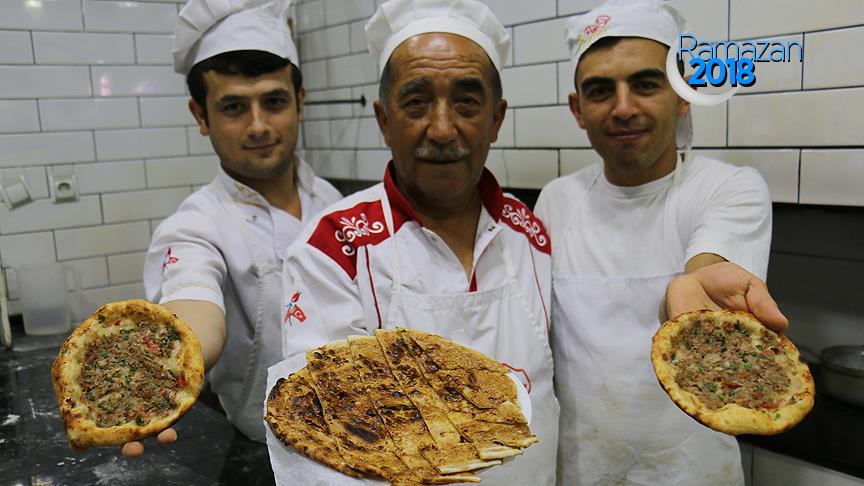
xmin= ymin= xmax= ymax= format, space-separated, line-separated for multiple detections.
xmin=397 ymin=77 xmax=432 ymax=99
xmin=216 ymin=88 xmax=292 ymax=105
xmin=454 ymin=77 xmax=485 ymax=95
xmin=579 ymin=68 xmax=667 ymax=92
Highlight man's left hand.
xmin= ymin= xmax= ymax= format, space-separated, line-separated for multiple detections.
xmin=666 ymin=261 xmax=788 ymax=333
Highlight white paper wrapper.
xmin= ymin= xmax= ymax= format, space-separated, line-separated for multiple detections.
xmin=263 ymin=355 xmax=533 ymax=485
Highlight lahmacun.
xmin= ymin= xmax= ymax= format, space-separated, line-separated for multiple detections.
xmin=52 ymin=299 xmax=204 ymax=450
xmin=652 ymin=310 xmax=814 ymax=435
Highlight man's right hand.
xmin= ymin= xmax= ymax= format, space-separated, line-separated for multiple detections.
xmin=121 ymin=428 xmax=178 ymax=457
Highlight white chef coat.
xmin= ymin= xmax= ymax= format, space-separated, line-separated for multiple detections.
xmin=144 ymin=157 xmax=341 ymax=440
xmin=535 ymin=154 xmax=772 ymax=485
xmin=268 ymin=161 xmax=559 ymax=485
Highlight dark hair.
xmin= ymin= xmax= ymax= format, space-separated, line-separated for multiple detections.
xmin=378 ymin=54 xmax=503 ymax=110
xmin=573 ymin=36 xmax=685 ymax=91
xmin=187 ymin=50 xmax=303 ymax=123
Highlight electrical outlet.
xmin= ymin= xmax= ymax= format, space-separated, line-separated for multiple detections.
xmin=0 ymin=176 xmax=32 ymax=210
xmin=50 ymin=174 xmax=78 ymax=203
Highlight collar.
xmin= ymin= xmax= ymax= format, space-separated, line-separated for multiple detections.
xmin=217 ymin=155 xmax=315 ymax=205
xmin=383 ymin=160 xmax=505 ymax=226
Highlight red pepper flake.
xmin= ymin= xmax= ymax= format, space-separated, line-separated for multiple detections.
xmin=751 ymin=392 xmax=763 ymax=399
xmin=759 ymin=401 xmax=778 ymax=409
xmin=114 ymin=320 xmax=121 ymax=326
xmin=721 ymin=381 xmax=742 ymax=389
xmin=723 ymin=322 xmax=733 ymax=331
xmin=175 ymin=372 xmax=187 ymax=388
xmin=143 ymin=336 xmax=159 ymax=355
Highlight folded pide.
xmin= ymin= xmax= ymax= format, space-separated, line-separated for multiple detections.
xmin=52 ymin=300 xmax=204 ymax=450
xmin=266 ymin=328 xmax=536 ymax=485
xmin=652 ymin=310 xmax=814 ymax=435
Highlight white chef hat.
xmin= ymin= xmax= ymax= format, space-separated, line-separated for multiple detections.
xmin=365 ymin=0 xmax=510 ymax=75
xmin=565 ymin=0 xmax=693 ymax=149
xmin=172 ymin=0 xmax=299 ymax=75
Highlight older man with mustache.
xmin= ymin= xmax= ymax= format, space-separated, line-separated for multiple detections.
xmin=264 ymin=0 xmax=559 ymax=484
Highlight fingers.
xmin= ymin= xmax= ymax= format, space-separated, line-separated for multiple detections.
xmin=746 ymin=278 xmax=789 ymax=333
xmin=157 ymin=428 xmax=178 ymax=444
xmin=122 ymin=441 xmax=144 ymax=458
xmin=665 ymin=274 xmax=720 ymax=319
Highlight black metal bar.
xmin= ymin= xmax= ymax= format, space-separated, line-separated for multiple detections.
xmin=305 ymin=95 xmax=367 ymax=107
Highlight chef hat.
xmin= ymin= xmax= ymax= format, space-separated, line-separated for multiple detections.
xmin=565 ymin=0 xmax=693 ymax=148
xmin=172 ymin=0 xmax=299 ymax=75
xmin=365 ymin=0 xmax=510 ymax=74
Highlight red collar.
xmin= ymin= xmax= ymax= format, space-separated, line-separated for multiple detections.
xmin=382 ymin=161 xmax=505 ymax=227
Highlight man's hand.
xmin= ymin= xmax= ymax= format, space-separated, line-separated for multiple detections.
xmin=121 ymin=428 xmax=178 ymax=457
xmin=666 ymin=261 xmax=788 ymax=333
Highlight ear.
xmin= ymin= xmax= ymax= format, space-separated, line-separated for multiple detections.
xmin=188 ymin=99 xmax=209 ymax=137
xmin=373 ymin=100 xmax=391 ymax=148
xmin=568 ymin=92 xmax=587 ymax=129
xmin=489 ymin=98 xmax=508 ymax=143
xmin=296 ymin=86 xmax=306 ymax=122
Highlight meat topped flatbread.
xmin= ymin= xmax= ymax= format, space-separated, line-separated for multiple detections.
xmin=266 ymin=328 xmax=536 ymax=484
xmin=651 ymin=310 xmax=815 ymax=435
xmin=51 ymin=300 xmax=203 ymax=450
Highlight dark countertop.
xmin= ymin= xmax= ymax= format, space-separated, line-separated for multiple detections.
xmin=739 ymin=364 xmax=864 ymax=479
xmin=0 ymin=330 xmax=274 ymax=486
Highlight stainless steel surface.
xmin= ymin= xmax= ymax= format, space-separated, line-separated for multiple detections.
xmin=0 ymin=265 xmax=11 ymax=349
xmin=821 ymin=345 xmax=864 ymax=406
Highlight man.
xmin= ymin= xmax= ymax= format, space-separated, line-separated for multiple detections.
xmin=264 ymin=0 xmax=559 ymax=484
xmin=125 ymin=0 xmax=341 ymax=455
xmin=535 ymin=0 xmax=787 ymax=484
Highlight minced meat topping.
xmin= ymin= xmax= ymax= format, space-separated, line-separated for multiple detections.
xmin=671 ymin=319 xmax=791 ymax=412
xmin=80 ymin=320 xmax=184 ymax=428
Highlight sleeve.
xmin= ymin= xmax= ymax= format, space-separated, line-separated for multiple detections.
xmin=143 ymin=207 xmax=227 ymax=312
xmin=279 ymin=235 xmax=369 ymax=362
xmin=685 ymin=167 xmax=773 ymax=279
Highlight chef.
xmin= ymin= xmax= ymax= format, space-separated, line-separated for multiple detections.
xmin=535 ymin=0 xmax=788 ymax=484
xmin=125 ymin=0 xmax=341 ymax=455
xmin=265 ymin=0 xmax=560 ymax=483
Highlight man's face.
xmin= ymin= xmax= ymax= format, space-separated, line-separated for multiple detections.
xmin=190 ymin=65 xmax=304 ymax=181
xmin=373 ymin=33 xmax=506 ymax=209
xmin=570 ymin=38 xmax=688 ymax=185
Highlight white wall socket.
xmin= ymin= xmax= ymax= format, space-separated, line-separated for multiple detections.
xmin=0 ymin=176 xmax=33 ymax=210
xmin=50 ymin=174 xmax=78 ymax=203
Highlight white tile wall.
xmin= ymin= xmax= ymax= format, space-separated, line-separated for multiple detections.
xmin=297 ymin=0 xmax=326 ymax=34
xmin=800 ymin=150 xmax=864 ymax=206
xmin=186 ymin=127 xmax=214 ymax=155
xmin=0 ymin=196 xmax=102 ymax=234
xmin=140 ymin=96 xmax=193 ymax=126
xmin=303 ymin=120 xmax=332 ymax=148
xmin=804 ymin=27 xmax=864 ymax=90
xmin=331 ymin=118 xmax=382 ymax=149
xmin=83 ymin=1 xmax=176 ymax=33
xmin=65 ymin=257 xmax=110 ymax=289
xmin=730 ymin=0 xmax=864 ymax=39
xmin=694 ymin=149 xmax=800 ymax=204
xmin=501 ymin=64 xmax=558 ymax=107
xmin=135 ymin=34 xmax=173 ymax=65
xmin=0 ymin=232 xmax=56 ymax=266
xmin=55 ymin=222 xmax=151 ymax=260
xmin=300 ymin=24 xmax=350 ymax=61
xmin=514 ymin=105 xmax=588 ymax=148
xmin=480 ymin=0 xmax=556 ymax=27
xmin=107 ymin=252 xmax=147 ymax=285
xmin=0 ymin=31 xmax=34 ymax=64
xmin=327 ymin=53 xmax=378 ymax=88
xmin=80 ymin=282 xmax=146 ymax=317
xmin=0 ymin=101 xmax=40 ymax=133
xmin=557 ymin=0 xmax=604 ymax=16
xmin=668 ymin=0 xmax=729 ymax=42
xmin=302 ymin=60 xmax=328 ymax=90
xmin=40 ymin=98 xmax=140 ymax=131
xmin=0 ymin=66 xmax=92 ymax=99
xmin=0 ymin=1 xmax=83 ymax=31
xmin=728 ymin=88 xmax=864 ymax=147
xmin=560 ymin=149 xmax=602 ymax=176
xmin=690 ymin=103 xmax=727 ymax=148
xmin=306 ymin=149 xmax=355 ymax=179
xmin=102 ymin=187 xmax=190 ymax=223
xmin=351 ymin=84 xmax=378 ymax=117
xmin=501 ymin=150 xmax=559 ymax=189
xmin=492 ymin=109 xmax=515 ymax=148
xmin=145 ymin=155 xmax=219 ymax=188
xmin=74 ymin=160 xmax=147 ymax=194
xmin=349 ymin=20 xmax=368 ymax=53
xmin=91 ymin=66 xmax=185 ymax=97
xmin=94 ymin=127 xmax=187 ymax=160
xmin=737 ymin=35 xmax=803 ymax=94
xmin=323 ymin=0 xmax=374 ymax=25
xmin=484 ymin=150 xmax=508 ymax=185
xmin=355 ymin=149 xmax=390 ymax=181
xmin=513 ymin=18 xmax=570 ymax=65
xmin=0 ymin=132 xmax=95 ymax=167
xmin=304 ymin=88 xmax=353 ymax=120
xmin=3 ymin=166 xmax=50 ymax=199
xmin=32 ymin=32 xmax=135 ymax=65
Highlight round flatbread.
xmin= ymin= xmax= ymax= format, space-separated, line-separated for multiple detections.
xmin=51 ymin=299 xmax=204 ymax=450
xmin=651 ymin=310 xmax=814 ymax=435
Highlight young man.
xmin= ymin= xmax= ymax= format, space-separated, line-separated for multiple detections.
xmin=125 ymin=0 xmax=341 ymax=454
xmin=264 ymin=1 xmax=559 ymax=484
xmin=536 ymin=0 xmax=787 ymax=484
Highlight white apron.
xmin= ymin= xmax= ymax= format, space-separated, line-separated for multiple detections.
xmin=381 ymin=195 xmax=561 ymax=486
xmin=553 ymin=158 xmax=744 ymax=485
xmin=211 ymin=180 xmax=284 ymax=441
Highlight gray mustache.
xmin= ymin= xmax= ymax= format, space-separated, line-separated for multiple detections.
xmin=414 ymin=142 xmax=471 ymax=161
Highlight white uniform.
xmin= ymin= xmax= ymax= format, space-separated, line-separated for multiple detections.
xmin=267 ymin=163 xmax=560 ymax=486
xmin=144 ymin=159 xmax=341 ymax=441
xmin=535 ymin=154 xmax=772 ymax=485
